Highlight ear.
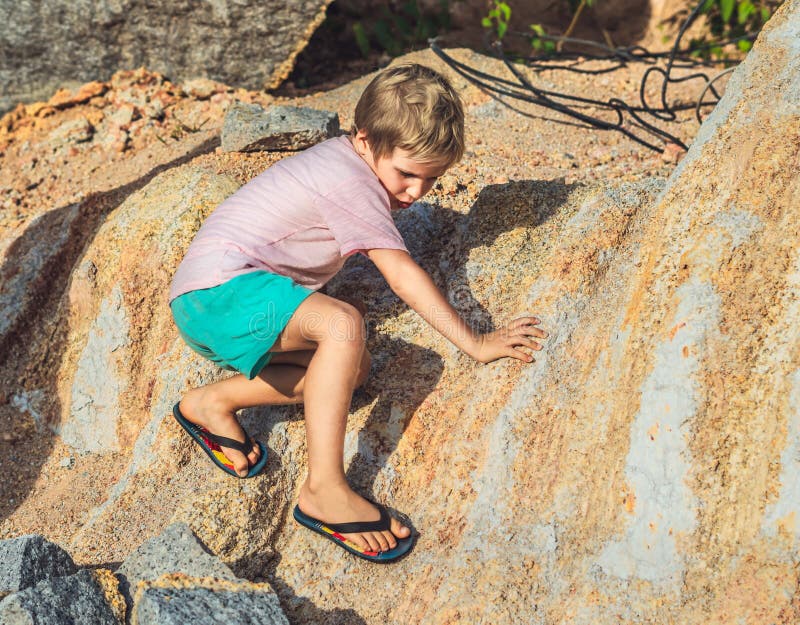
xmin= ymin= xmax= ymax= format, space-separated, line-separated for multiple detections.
xmin=352 ymin=128 xmax=372 ymax=159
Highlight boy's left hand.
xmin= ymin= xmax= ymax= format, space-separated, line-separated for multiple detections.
xmin=471 ymin=316 xmax=547 ymax=364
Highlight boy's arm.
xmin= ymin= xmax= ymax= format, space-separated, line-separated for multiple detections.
xmin=365 ymin=248 xmax=546 ymax=363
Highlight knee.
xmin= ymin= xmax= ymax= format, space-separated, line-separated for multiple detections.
xmin=320 ymin=301 xmax=366 ymax=348
xmin=355 ymin=349 xmax=371 ymax=388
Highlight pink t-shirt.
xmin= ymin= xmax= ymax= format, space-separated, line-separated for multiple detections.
xmin=169 ymin=135 xmax=408 ymax=303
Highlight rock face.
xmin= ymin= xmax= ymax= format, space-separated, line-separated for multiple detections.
xmin=116 ymin=523 xmax=238 ymax=606
xmin=0 ymin=1 xmax=798 ymax=623
xmin=0 ymin=535 xmax=76 ymax=597
xmin=0 ymin=568 xmax=124 ymax=625
xmin=221 ymin=103 xmax=340 ymax=152
xmin=132 ymin=574 xmax=289 ymax=625
xmin=0 ymin=0 xmax=331 ymax=114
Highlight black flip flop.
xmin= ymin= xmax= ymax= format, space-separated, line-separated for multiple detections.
xmin=172 ymin=403 xmax=268 ymax=478
xmin=293 ymin=502 xmax=414 ymax=562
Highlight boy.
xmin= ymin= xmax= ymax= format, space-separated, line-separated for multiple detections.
xmin=169 ymin=64 xmax=547 ymax=562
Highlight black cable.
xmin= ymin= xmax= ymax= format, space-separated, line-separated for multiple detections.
xmin=430 ymin=0 xmax=746 ymax=152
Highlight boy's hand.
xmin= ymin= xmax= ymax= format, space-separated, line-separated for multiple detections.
xmin=471 ymin=316 xmax=547 ymax=364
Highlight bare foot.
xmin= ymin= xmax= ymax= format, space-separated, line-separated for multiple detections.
xmin=297 ymin=479 xmax=411 ymax=553
xmin=179 ymin=388 xmax=260 ymax=477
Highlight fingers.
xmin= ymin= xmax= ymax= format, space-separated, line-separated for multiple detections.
xmin=505 ymin=334 xmax=543 ymax=349
xmin=506 ymin=316 xmax=547 ymax=339
xmin=508 ymin=315 xmax=541 ymax=329
xmin=508 ymin=348 xmax=535 ymax=363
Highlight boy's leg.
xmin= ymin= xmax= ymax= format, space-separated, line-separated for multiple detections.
xmin=178 ymin=348 xmax=371 ymax=475
xmin=270 ymin=293 xmax=411 ymax=553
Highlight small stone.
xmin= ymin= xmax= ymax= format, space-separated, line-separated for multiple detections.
xmin=49 ymin=118 xmax=93 ymax=144
xmin=221 ymin=102 xmax=339 ymax=153
xmin=58 ymin=456 xmax=75 ymax=469
xmin=48 ymin=81 xmax=108 ymax=109
xmin=107 ymin=104 xmax=136 ymax=128
xmin=142 ymin=99 xmax=164 ymax=120
xmin=182 ymin=78 xmax=228 ymax=100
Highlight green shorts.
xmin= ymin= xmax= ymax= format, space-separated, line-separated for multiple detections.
xmin=170 ymin=270 xmax=314 ymax=380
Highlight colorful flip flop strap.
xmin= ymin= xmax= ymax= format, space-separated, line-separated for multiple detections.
xmin=304 ymin=505 xmax=393 ymax=557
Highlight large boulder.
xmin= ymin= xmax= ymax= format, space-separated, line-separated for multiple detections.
xmin=0 ymin=1 xmax=797 ymax=621
xmin=0 ymin=0 xmax=331 ymax=114
xmin=270 ymin=1 xmax=800 ymax=622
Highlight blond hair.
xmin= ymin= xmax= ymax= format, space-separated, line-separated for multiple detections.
xmin=353 ymin=63 xmax=465 ymax=167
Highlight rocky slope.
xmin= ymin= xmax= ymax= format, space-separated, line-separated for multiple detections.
xmin=0 ymin=1 xmax=797 ymax=621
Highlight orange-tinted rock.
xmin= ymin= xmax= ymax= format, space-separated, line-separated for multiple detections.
xmin=48 ymin=81 xmax=108 ymax=109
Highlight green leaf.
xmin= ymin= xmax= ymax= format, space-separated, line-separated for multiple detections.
xmin=481 ymin=16 xmax=492 ymax=27
xmin=352 ymin=22 xmax=371 ymax=58
xmin=700 ymin=0 xmax=715 ymax=13
xmin=499 ymin=2 xmax=511 ymax=22
xmin=738 ymin=0 xmax=755 ymax=23
xmin=530 ymin=23 xmax=545 ymax=36
xmin=760 ymin=6 xmax=771 ymax=21
xmin=720 ymin=0 xmax=734 ymax=23
xmin=737 ymin=39 xmax=752 ymax=52
xmin=497 ymin=21 xmax=508 ymax=39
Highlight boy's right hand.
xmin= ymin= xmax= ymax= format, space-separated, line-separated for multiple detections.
xmin=471 ymin=316 xmax=547 ymax=364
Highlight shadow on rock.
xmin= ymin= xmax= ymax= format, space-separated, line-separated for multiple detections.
xmin=263 ymin=554 xmax=369 ymax=625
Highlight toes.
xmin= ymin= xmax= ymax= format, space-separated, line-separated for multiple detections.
xmin=225 ymin=450 xmax=250 ymax=477
xmin=372 ymin=531 xmax=391 ymax=552
xmin=247 ymin=444 xmax=260 ymax=466
xmin=361 ymin=533 xmax=381 ymax=553
xmin=381 ymin=530 xmax=397 ymax=550
xmin=391 ymin=518 xmax=411 ymax=539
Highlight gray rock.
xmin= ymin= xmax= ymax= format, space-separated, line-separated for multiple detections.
xmin=133 ymin=584 xmax=288 ymax=625
xmin=116 ymin=523 xmax=236 ymax=604
xmin=0 ymin=535 xmax=76 ymax=597
xmin=0 ymin=0 xmax=332 ymax=114
xmin=221 ymin=103 xmax=340 ymax=153
xmin=0 ymin=569 xmax=120 ymax=625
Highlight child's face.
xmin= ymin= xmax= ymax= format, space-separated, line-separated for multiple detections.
xmin=353 ymin=132 xmax=449 ymax=210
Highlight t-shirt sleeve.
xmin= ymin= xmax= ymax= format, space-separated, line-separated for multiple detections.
xmin=318 ymin=177 xmax=409 ymax=258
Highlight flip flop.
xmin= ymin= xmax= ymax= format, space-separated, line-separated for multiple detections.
xmin=293 ymin=503 xmax=414 ymax=562
xmin=172 ymin=403 xmax=268 ymax=478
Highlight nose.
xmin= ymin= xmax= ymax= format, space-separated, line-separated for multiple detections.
xmin=407 ymin=180 xmax=425 ymax=201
